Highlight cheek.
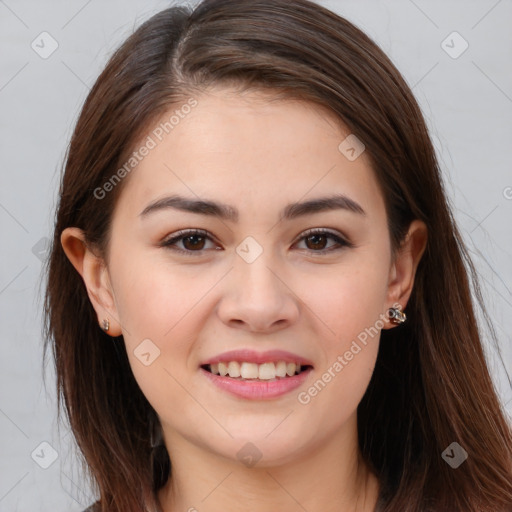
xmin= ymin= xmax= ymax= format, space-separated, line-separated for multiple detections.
xmin=110 ymin=249 xmax=214 ymax=338
xmin=296 ymin=253 xmax=390 ymax=344
xmin=109 ymin=253 xmax=224 ymax=379
xmin=109 ymin=260 xmax=204 ymax=412
xmin=293 ymin=252 xmax=388 ymax=408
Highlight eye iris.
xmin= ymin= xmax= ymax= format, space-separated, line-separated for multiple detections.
xmin=183 ymin=234 xmax=205 ymax=250
xmin=306 ymin=233 xmax=327 ymax=250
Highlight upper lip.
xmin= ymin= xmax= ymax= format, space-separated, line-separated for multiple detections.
xmin=200 ymin=349 xmax=314 ymax=367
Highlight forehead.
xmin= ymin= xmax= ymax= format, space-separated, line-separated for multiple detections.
xmin=113 ymin=87 xmax=383 ymax=220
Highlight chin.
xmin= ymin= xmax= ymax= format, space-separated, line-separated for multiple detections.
xmin=206 ymin=425 xmax=313 ymax=468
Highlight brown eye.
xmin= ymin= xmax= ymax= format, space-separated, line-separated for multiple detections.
xmin=294 ymin=229 xmax=352 ymax=254
xmin=305 ymin=233 xmax=328 ymax=250
xmin=182 ymin=234 xmax=206 ymax=251
xmin=161 ymin=229 xmax=220 ymax=255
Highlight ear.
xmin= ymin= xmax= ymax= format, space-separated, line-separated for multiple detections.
xmin=383 ymin=220 xmax=428 ymax=329
xmin=60 ymin=227 xmax=123 ymax=336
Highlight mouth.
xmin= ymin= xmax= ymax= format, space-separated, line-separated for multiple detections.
xmin=200 ymin=361 xmax=313 ymax=381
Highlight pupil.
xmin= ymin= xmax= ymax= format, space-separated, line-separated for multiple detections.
xmin=307 ymin=234 xmax=326 ymax=250
xmin=184 ymin=235 xmax=205 ymax=250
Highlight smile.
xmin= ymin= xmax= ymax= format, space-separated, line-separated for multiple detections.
xmin=202 ymin=361 xmax=312 ymax=380
xmin=200 ymin=362 xmax=313 ymax=400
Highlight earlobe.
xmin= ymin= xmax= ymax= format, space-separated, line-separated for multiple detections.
xmin=384 ymin=220 xmax=428 ymax=328
xmin=60 ymin=227 xmax=123 ymax=336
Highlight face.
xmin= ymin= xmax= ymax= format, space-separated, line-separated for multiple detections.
xmin=88 ymin=87 xmax=407 ymax=466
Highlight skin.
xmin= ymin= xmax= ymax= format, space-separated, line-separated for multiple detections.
xmin=62 ymin=87 xmax=427 ymax=512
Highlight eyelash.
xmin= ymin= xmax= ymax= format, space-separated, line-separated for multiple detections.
xmin=160 ymin=228 xmax=354 ymax=256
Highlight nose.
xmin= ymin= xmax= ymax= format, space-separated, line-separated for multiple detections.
xmin=217 ymin=253 xmax=300 ymax=333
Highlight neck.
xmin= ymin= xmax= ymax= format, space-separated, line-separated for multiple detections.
xmin=157 ymin=414 xmax=380 ymax=512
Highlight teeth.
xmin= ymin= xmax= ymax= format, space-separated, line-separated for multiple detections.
xmin=207 ymin=360 xmax=306 ymax=379
xmin=218 ymin=362 xmax=228 ymax=376
xmin=275 ymin=361 xmax=287 ymax=377
xmin=258 ymin=362 xmax=276 ymax=380
xmin=228 ymin=361 xmax=241 ymax=378
xmin=240 ymin=362 xmax=259 ymax=379
xmin=286 ymin=362 xmax=296 ymax=376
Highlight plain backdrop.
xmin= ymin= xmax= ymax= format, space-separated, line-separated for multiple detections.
xmin=1 ymin=0 xmax=511 ymax=510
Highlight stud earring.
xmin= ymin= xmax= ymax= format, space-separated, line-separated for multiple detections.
xmin=387 ymin=305 xmax=406 ymax=325
xmin=101 ymin=318 xmax=110 ymax=331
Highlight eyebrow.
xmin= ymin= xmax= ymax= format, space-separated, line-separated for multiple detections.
xmin=139 ymin=193 xmax=365 ymax=222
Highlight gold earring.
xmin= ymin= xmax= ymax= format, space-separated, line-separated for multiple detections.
xmin=387 ymin=306 xmax=406 ymax=325
xmin=101 ymin=318 xmax=110 ymax=331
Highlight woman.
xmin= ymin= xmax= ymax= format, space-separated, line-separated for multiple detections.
xmin=44 ymin=0 xmax=512 ymax=511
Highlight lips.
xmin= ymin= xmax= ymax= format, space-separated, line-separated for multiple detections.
xmin=200 ymin=349 xmax=314 ymax=368
xmin=200 ymin=365 xmax=313 ymax=400
xmin=199 ymin=349 xmax=313 ymax=399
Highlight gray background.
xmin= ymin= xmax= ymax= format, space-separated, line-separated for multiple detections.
xmin=1 ymin=0 xmax=511 ymax=510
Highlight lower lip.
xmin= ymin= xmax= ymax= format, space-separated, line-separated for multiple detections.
xmin=200 ymin=367 xmax=313 ymax=400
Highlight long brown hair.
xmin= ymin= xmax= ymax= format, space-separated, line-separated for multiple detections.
xmin=44 ymin=1 xmax=512 ymax=511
